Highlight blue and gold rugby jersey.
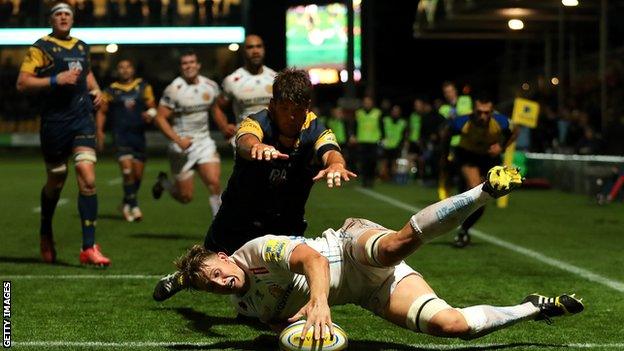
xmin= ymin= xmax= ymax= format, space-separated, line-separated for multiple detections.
xmin=20 ymin=35 xmax=92 ymax=122
xmin=221 ymin=109 xmax=340 ymax=221
xmin=449 ymin=113 xmax=512 ymax=155
xmin=103 ymin=78 xmax=155 ymax=134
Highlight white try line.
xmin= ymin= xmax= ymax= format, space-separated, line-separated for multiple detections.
xmin=10 ymin=341 xmax=624 ymax=349
xmin=32 ymin=198 xmax=69 ymax=213
xmin=1 ymin=274 xmax=160 ymax=280
xmin=355 ymin=188 xmax=624 ymax=293
xmin=107 ymin=177 xmax=122 ymax=186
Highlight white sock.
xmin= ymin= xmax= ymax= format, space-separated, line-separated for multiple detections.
xmin=458 ymin=302 xmax=540 ymax=339
xmin=209 ymin=194 xmax=221 ymax=217
xmin=410 ymin=184 xmax=492 ymax=242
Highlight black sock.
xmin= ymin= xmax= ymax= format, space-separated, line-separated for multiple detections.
xmin=462 ymin=206 xmax=486 ymax=231
xmin=78 ymin=193 xmax=97 ymax=249
xmin=40 ymin=187 xmax=61 ymax=238
xmin=123 ymin=182 xmax=137 ymax=207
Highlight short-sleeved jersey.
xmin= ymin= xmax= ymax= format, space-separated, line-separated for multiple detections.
xmin=231 ymin=232 xmax=345 ymax=323
xmin=449 ymin=113 xmax=512 ymax=154
xmin=218 ymin=110 xmax=340 ymax=226
xmin=159 ymin=76 xmax=220 ymax=139
xmin=103 ymin=78 xmax=154 ymax=134
xmin=20 ymin=35 xmax=91 ymax=121
xmin=222 ymin=66 xmax=276 ymax=124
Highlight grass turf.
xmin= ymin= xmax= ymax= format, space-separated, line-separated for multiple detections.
xmin=1 ymin=155 xmax=623 ymax=350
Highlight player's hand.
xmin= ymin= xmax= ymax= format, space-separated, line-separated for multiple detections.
xmin=488 ymin=143 xmax=503 ymax=157
xmin=176 ymin=136 xmax=193 ymax=151
xmin=141 ymin=108 xmax=157 ymax=123
xmin=220 ymin=123 xmax=237 ymax=139
xmin=56 ymin=68 xmax=81 ymax=86
xmin=313 ymin=163 xmax=357 ymax=188
xmin=250 ymin=143 xmax=289 ymax=161
xmin=96 ymin=131 xmax=105 ymax=152
xmin=287 ymin=297 xmax=334 ymax=341
xmin=90 ymin=89 xmax=103 ymax=110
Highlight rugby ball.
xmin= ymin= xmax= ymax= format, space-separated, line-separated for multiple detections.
xmin=279 ymin=320 xmax=348 ymax=351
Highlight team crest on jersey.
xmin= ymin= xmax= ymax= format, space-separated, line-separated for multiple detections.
xmin=202 ymin=92 xmax=211 ymax=101
xmin=68 ymin=60 xmax=83 ymax=71
xmin=78 ymin=44 xmax=84 ymax=52
xmin=268 ymin=284 xmax=285 ymax=298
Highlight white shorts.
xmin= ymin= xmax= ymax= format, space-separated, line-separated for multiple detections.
xmin=335 ymin=218 xmax=421 ymax=317
xmin=168 ymin=137 xmax=220 ymax=180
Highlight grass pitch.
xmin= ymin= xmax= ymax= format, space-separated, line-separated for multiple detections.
xmin=1 ymin=154 xmax=623 ymax=350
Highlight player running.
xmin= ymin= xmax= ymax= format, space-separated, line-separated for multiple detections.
xmin=212 ymin=34 xmax=277 ymax=144
xmin=151 ymin=51 xmax=225 ymax=217
xmin=16 ymin=1 xmax=110 ymax=266
xmin=96 ymin=59 xmax=156 ymax=222
xmin=174 ymin=166 xmax=583 ymax=341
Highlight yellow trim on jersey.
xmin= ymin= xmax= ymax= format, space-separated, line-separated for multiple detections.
xmin=314 ymin=129 xmax=340 ymax=152
xmin=19 ymin=46 xmax=50 ymax=74
xmin=102 ymin=90 xmax=113 ymax=104
xmin=236 ymin=117 xmax=264 ymax=141
xmin=110 ymin=78 xmax=142 ymax=92
xmin=301 ymin=111 xmax=317 ymax=130
xmin=42 ymin=35 xmax=80 ymax=50
xmin=143 ymin=84 xmax=155 ymax=104
xmin=262 ymin=239 xmax=289 ymax=264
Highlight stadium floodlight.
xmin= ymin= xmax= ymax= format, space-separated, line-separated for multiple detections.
xmin=508 ymin=19 xmax=524 ymax=30
xmin=562 ymin=0 xmax=579 ymax=7
xmin=105 ymin=43 xmax=118 ymax=53
xmin=551 ymin=77 xmax=560 ymax=85
xmin=522 ymin=83 xmax=530 ymax=91
xmin=0 ymin=27 xmax=245 ymax=46
xmin=228 ymin=43 xmax=240 ymax=51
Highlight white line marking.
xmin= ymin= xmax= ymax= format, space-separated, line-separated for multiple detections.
xmin=10 ymin=341 xmax=624 ymax=349
xmin=1 ymin=274 xmax=160 ymax=280
xmin=355 ymin=187 xmax=624 ymax=293
xmin=32 ymin=198 xmax=69 ymax=213
xmin=107 ymin=177 xmax=122 ymax=186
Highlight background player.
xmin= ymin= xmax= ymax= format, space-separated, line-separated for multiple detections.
xmin=440 ymin=93 xmax=517 ymax=247
xmin=15 ymin=1 xmax=110 ymax=266
xmin=174 ymin=166 xmax=583 ymax=341
xmin=153 ymin=68 xmax=355 ymax=301
xmin=212 ymin=34 xmax=276 ymax=143
xmin=151 ymin=51 xmax=223 ymax=217
xmin=96 ymin=59 xmax=156 ymax=222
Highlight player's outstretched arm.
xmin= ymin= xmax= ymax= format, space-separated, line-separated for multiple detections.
xmin=313 ymin=150 xmax=357 ymax=188
xmin=286 ymin=244 xmax=333 ymax=342
xmin=237 ymin=134 xmax=289 ymax=161
xmin=211 ymin=102 xmax=236 ymax=139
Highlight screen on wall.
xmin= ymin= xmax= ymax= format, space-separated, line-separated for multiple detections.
xmin=286 ymin=2 xmax=361 ymax=84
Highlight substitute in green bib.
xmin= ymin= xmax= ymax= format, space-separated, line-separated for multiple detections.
xmin=354 ymin=96 xmax=382 ymax=187
xmin=382 ymin=105 xmax=407 ymax=181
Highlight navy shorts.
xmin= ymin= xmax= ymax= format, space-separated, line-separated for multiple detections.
xmin=114 ymin=131 xmax=146 ymax=162
xmin=40 ymin=116 xmax=96 ymax=165
xmin=454 ymin=147 xmax=501 ymax=175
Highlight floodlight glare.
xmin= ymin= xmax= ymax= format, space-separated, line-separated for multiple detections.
xmin=105 ymin=43 xmax=118 ymax=53
xmin=228 ymin=43 xmax=240 ymax=51
xmin=551 ymin=77 xmax=560 ymax=85
xmin=562 ymin=0 xmax=579 ymax=7
xmin=508 ymin=19 xmax=524 ymax=30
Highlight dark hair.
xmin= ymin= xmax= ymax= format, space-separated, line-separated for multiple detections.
xmin=116 ymin=58 xmax=134 ymax=66
xmin=175 ymin=245 xmax=216 ymax=289
xmin=272 ymin=68 xmax=312 ymax=105
xmin=473 ymin=92 xmax=493 ymax=104
xmin=441 ymin=81 xmax=456 ymax=89
xmin=180 ymin=50 xmax=198 ymax=61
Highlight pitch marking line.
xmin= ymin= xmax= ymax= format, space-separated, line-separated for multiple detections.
xmin=10 ymin=341 xmax=624 ymax=349
xmin=107 ymin=177 xmax=122 ymax=186
xmin=355 ymin=188 xmax=624 ymax=293
xmin=32 ymin=198 xmax=68 ymax=213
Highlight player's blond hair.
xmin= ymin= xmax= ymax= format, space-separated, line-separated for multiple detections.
xmin=175 ymin=245 xmax=217 ymax=289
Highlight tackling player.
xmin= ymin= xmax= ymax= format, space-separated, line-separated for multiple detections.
xmin=153 ymin=68 xmax=356 ymax=301
xmin=440 ymin=93 xmax=517 ymax=248
xmin=16 ymin=1 xmax=110 ymax=266
xmin=151 ymin=51 xmax=224 ymax=217
xmin=175 ymin=166 xmax=583 ymax=341
xmin=96 ymin=59 xmax=156 ymax=222
xmin=211 ymin=34 xmax=277 ymax=143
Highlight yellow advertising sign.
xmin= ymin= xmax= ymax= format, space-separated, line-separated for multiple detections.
xmin=511 ymin=98 xmax=540 ymax=129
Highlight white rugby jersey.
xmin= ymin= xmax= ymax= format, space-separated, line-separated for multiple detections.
xmin=230 ymin=231 xmax=348 ymax=324
xmin=222 ymin=66 xmax=276 ymax=124
xmin=159 ymin=76 xmax=220 ymax=138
